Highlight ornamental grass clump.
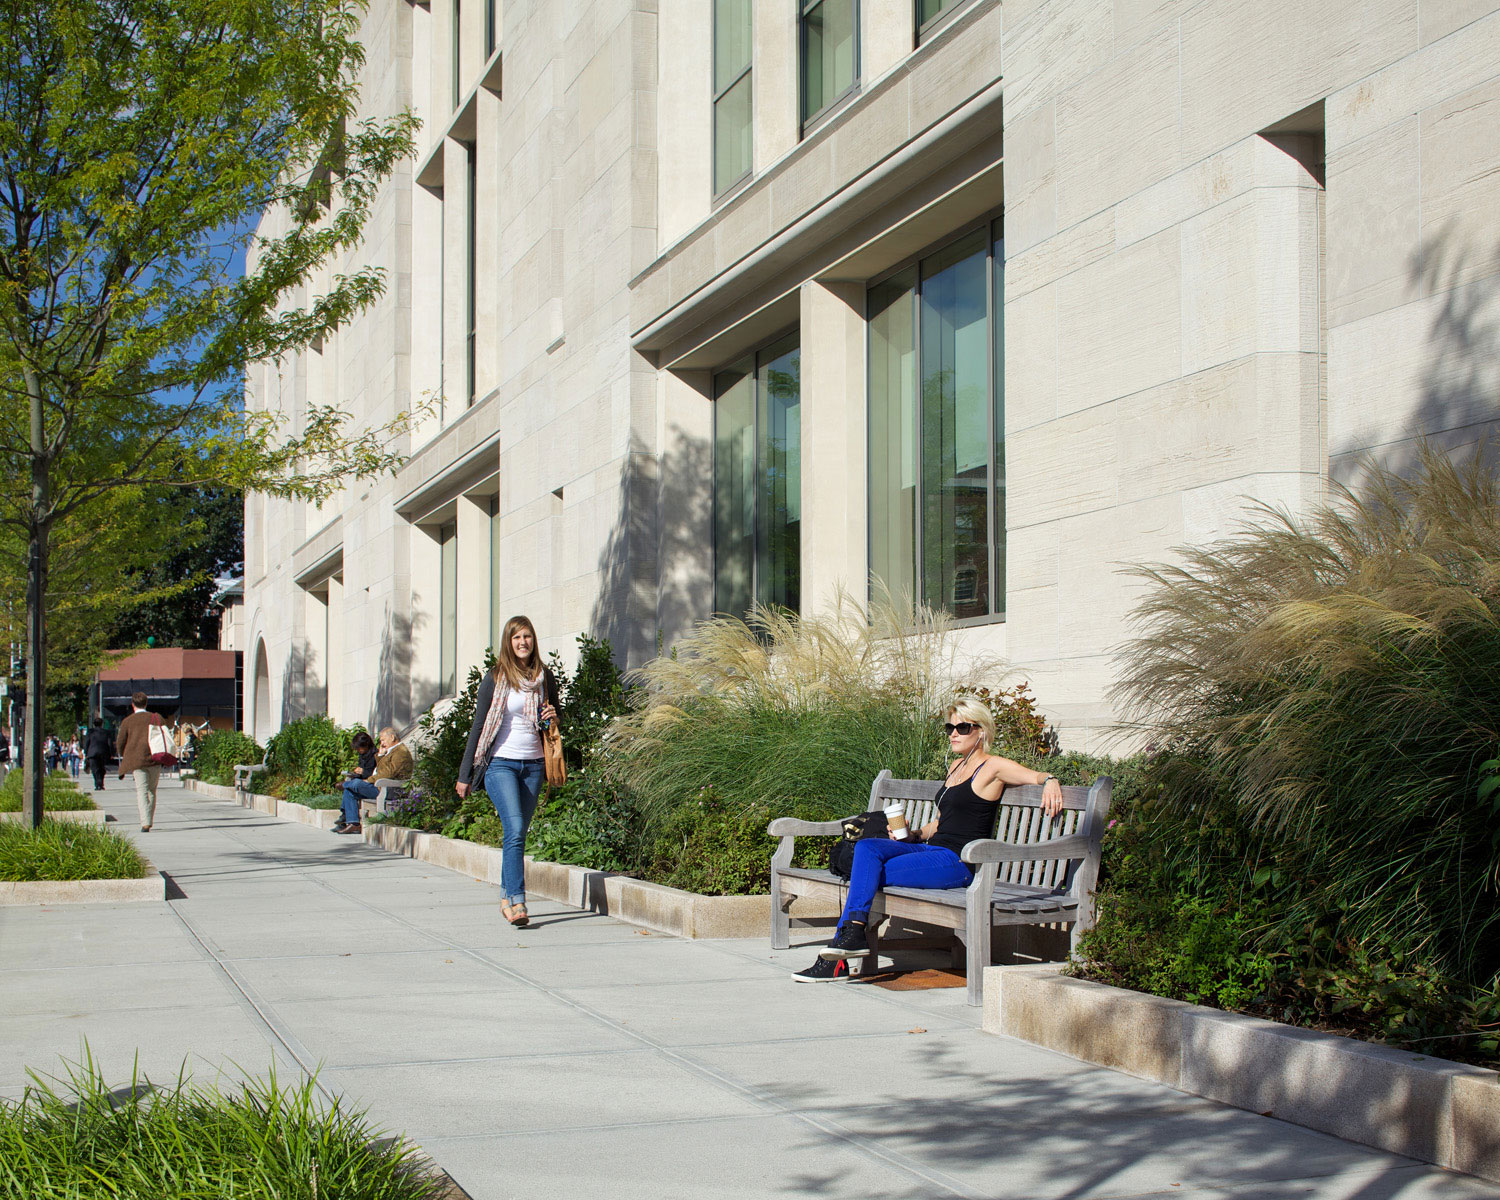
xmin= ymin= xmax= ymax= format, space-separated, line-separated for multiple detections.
xmin=0 ymin=821 xmax=147 ymax=882
xmin=0 ymin=1055 xmax=441 ymax=1200
xmin=1113 ymin=445 xmax=1500 ymax=988
xmin=0 ymin=770 xmax=96 ymax=812
xmin=608 ymin=593 xmax=1006 ymax=832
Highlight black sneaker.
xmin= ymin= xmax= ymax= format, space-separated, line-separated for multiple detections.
xmin=819 ymin=922 xmax=870 ymax=960
xmin=331 ymin=821 xmax=347 ymax=833
xmin=792 ymin=957 xmax=851 ymax=983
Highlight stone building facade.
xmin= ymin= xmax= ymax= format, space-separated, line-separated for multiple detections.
xmin=244 ymin=0 xmax=1500 ymax=748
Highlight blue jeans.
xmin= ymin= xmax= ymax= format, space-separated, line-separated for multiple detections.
xmin=342 ymin=779 xmax=379 ymax=825
xmin=484 ymin=757 xmax=544 ymax=902
xmin=841 ymin=839 xmax=973 ymax=929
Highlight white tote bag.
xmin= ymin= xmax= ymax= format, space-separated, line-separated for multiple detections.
xmin=146 ymin=721 xmax=178 ymax=766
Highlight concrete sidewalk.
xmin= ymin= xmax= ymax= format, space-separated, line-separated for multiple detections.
xmin=0 ymin=774 xmax=1495 ymax=1200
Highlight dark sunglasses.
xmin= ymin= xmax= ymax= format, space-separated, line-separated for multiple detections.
xmin=943 ymin=722 xmax=979 ymax=736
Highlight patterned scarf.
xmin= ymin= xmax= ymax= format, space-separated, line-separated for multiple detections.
xmin=476 ymin=672 xmax=542 ymax=761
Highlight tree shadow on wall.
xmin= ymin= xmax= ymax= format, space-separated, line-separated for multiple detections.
xmin=1332 ymin=223 xmax=1500 ymax=486
xmin=588 ymin=423 xmax=713 ymax=669
xmin=279 ymin=640 xmax=308 ymax=730
xmin=371 ymin=605 xmax=422 ymax=734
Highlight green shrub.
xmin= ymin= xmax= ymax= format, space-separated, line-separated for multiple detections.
xmin=195 ymin=730 xmax=262 ymax=786
xmin=527 ymin=763 xmax=642 ymax=872
xmin=0 ymin=771 xmax=96 ymax=812
xmin=409 ymin=652 xmax=496 ymax=819
xmin=547 ymin=633 xmax=634 ymax=767
xmin=952 ymin=682 xmax=1057 ymax=758
xmin=264 ymin=715 xmax=360 ymax=793
xmin=641 ymin=786 xmax=838 ymax=895
xmin=0 ymin=821 xmax=148 ymax=882
xmin=281 ymin=783 xmax=343 ymax=810
xmin=0 ymin=1055 xmax=442 ymax=1200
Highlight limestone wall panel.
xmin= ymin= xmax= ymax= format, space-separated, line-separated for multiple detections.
xmin=1325 ymin=118 xmax=1421 ymax=327
xmin=1055 ymin=227 xmax=1181 ymax=417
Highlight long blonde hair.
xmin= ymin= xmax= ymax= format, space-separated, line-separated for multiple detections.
xmin=493 ymin=615 xmax=544 ymax=691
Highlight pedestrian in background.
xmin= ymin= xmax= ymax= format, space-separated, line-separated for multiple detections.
xmin=84 ymin=718 xmax=113 ymax=791
xmin=115 ymin=692 xmax=167 ymax=831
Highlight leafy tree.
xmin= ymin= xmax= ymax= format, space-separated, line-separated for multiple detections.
xmin=108 ymin=487 xmax=244 ymax=649
xmin=0 ymin=0 xmax=420 ymax=824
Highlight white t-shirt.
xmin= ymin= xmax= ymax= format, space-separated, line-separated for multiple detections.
xmin=489 ymin=680 xmax=543 ymax=760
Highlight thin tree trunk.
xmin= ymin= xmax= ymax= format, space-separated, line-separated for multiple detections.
xmin=23 ymin=378 xmax=48 ymax=830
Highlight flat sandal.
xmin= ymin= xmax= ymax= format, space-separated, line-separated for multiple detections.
xmin=507 ymin=902 xmax=529 ymax=928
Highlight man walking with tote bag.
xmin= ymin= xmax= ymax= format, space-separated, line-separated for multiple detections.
xmin=116 ymin=691 xmax=168 ymax=831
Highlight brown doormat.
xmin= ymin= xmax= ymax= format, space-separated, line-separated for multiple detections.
xmin=852 ymin=967 xmax=966 ymax=991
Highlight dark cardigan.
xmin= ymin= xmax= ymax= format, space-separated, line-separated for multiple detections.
xmin=457 ymin=667 xmax=560 ymax=786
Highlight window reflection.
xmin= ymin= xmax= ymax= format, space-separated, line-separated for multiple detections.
xmin=868 ymin=222 xmax=1004 ymax=621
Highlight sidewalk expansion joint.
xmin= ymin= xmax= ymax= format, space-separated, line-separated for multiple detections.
xmin=200 ymin=818 xmax=988 ymax=1200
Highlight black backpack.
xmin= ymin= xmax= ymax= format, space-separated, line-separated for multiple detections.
xmin=827 ymin=809 xmax=890 ymax=879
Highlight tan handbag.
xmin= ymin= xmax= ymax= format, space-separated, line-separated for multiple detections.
xmin=543 ymin=722 xmax=567 ymax=787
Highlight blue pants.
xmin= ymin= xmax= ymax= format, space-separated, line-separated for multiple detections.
xmin=841 ymin=839 xmax=973 ymax=929
xmin=342 ymin=779 xmax=378 ymax=825
xmin=484 ymin=757 xmax=544 ymax=903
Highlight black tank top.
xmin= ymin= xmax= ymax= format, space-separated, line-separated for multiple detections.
xmin=927 ymin=767 xmax=1000 ymax=858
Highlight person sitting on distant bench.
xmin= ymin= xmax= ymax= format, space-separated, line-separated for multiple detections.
xmin=335 ymin=727 xmax=413 ymax=835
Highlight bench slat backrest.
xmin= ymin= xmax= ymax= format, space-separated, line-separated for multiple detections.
xmin=867 ymin=770 xmax=1113 ymax=897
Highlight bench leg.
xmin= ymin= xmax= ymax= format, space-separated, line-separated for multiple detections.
xmin=950 ymin=933 xmax=966 ymax=970
xmin=770 ymin=871 xmax=790 ymax=950
xmin=965 ymin=919 xmax=991 ymax=1006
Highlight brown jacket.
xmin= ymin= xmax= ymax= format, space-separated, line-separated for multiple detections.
xmin=116 ymin=709 xmax=165 ymax=776
xmin=372 ymin=741 xmax=414 ymax=783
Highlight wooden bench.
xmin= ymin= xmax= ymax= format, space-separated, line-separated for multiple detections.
xmin=361 ymin=778 xmax=412 ymax=819
xmin=232 ymin=763 xmax=267 ymax=805
xmin=768 ymin=769 xmax=1113 ymax=1006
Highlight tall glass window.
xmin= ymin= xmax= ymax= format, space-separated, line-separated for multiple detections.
xmin=465 ymin=143 xmax=477 ymax=407
xmin=869 ymin=221 xmax=1004 ymax=622
xmin=484 ymin=0 xmax=496 ymax=59
xmin=440 ymin=523 xmax=458 ymax=693
xmin=713 ymin=0 xmax=752 ymax=195
xmin=800 ymin=0 xmax=858 ymax=129
xmin=451 ymin=0 xmax=462 ymax=108
xmin=714 ymin=335 xmax=801 ymax=616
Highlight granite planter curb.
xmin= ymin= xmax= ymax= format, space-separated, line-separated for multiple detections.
xmin=1 ymin=810 xmax=108 ymax=825
xmin=362 ymin=821 xmax=833 ymax=938
xmin=984 ymin=963 xmax=1500 ymax=1184
xmin=183 ymin=779 xmax=242 ymax=804
xmin=0 ymin=857 xmax=166 ymax=906
xmin=277 ymin=799 xmax=342 ymax=831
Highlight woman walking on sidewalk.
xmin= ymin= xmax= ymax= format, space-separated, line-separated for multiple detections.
xmin=455 ymin=616 xmax=559 ymax=927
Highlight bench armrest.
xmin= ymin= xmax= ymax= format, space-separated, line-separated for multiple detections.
xmin=373 ymin=778 xmax=409 ymax=793
xmin=767 ymin=816 xmax=848 ymax=837
xmin=961 ymin=833 xmax=1094 ymax=865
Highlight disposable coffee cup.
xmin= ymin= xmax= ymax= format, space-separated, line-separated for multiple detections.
xmin=884 ymin=803 xmax=909 ymax=840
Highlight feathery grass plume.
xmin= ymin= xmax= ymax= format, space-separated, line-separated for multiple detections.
xmin=608 ymin=590 xmax=1008 ymax=830
xmin=1112 ymin=443 xmax=1500 ymax=983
